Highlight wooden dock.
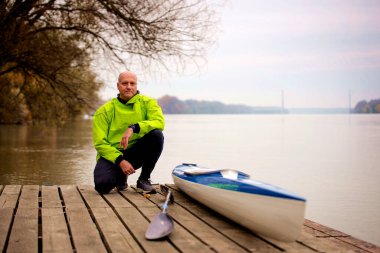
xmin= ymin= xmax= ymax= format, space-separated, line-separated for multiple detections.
xmin=0 ymin=185 xmax=379 ymax=253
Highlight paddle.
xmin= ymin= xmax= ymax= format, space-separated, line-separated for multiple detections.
xmin=145 ymin=187 xmax=174 ymax=240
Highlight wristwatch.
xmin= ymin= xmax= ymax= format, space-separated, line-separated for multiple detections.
xmin=128 ymin=124 xmax=136 ymax=133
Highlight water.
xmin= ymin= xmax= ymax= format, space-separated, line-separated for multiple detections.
xmin=0 ymin=114 xmax=379 ymax=245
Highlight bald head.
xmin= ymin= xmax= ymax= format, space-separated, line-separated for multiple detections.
xmin=118 ymin=71 xmax=137 ymax=82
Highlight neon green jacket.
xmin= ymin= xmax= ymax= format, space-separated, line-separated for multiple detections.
xmin=92 ymin=93 xmax=165 ymax=163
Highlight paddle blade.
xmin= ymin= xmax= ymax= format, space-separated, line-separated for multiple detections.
xmin=145 ymin=213 xmax=174 ymax=240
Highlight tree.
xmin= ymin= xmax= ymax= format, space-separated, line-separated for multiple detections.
xmin=0 ymin=0 xmax=218 ymax=123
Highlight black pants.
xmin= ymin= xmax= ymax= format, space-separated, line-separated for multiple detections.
xmin=94 ymin=129 xmax=164 ymax=194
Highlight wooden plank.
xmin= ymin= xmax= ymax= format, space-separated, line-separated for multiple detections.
xmin=41 ymin=208 xmax=72 ymax=253
xmin=0 ymin=185 xmax=21 ymax=208
xmin=337 ymin=236 xmax=380 ymax=253
xmin=77 ymin=185 xmax=109 ymax=208
xmin=60 ymin=185 xmax=86 ymax=208
xmin=115 ymin=206 xmax=178 ymax=253
xmin=91 ymin=207 xmax=144 ymax=253
xmin=134 ymin=188 xmax=217 ymax=253
xmin=139 ymin=205 xmax=215 ymax=253
xmin=304 ymin=219 xmax=348 ymax=237
xmin=60 ymin=185 xmax=108 ymax=252
xmin=78 ymin=186 xmax=144 ymax=253
xmin=65 ymin=207 xmax=107 ymax=253
xmin=296 ymin=229 xmax=367 ymax=253
xmin=107 ymin=188 xmax=214 ymax=253
xmin=165 ymin=185 xmax=281 ymax=252
xmin=116 ymin=190 xmax=179 ymax=253
xmin=303 ymin=224 xmax=328 ymax=237
xmin=263 ymin=237 xmax=317 ymax=253
xmin=7 ymin=208 xmax=38 ymax=253
xmin=246 ymin=219 xmax=354 ymax=252
xmin=102 ymin=189 xmax=134 ymax=208
xmin=6 ymin=185 xmax=40 ymax=253
xmin=119 ymin=188 xmax=157 ymax=208
xmin=42 ymin=185 xmax=62 ymax=207
xmin=304 ymin=223 xmax=380 ymax=252
xmin=18 ymin=185 xmax=39 ymax=208
xmin=0 ymin=208 xmax=14 ymax=251
xmin=127 ymin=188 xmax=247 ymax=253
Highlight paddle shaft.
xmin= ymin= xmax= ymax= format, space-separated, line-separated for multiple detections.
xmin=162 ymin=190 xmax=172 ymax=213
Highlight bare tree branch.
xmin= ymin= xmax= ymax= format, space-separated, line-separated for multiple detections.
xmin=0 ymin=0 xmax=221 ymax=123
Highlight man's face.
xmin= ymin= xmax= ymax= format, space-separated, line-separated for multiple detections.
xmin=117 ymin=72 xmax=137 ymax=101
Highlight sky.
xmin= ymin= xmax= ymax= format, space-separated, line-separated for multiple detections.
xmin=99 ymin=0 xmax=380 ymax=109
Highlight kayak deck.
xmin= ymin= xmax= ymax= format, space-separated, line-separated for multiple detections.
xmin=175 ymin=164 xmax=306 ymax=201
xmin=0 ymin=184 xmax=377 ymax=253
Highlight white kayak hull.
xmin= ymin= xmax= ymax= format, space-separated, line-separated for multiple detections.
xmin=172 ymin=164 xmax=306 ymax=242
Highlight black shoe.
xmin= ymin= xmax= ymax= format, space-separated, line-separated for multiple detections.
xmin=136 ymin=179 xmax=156 ymax=194
xmin=116 ymin=176 xmax=128 ymax=191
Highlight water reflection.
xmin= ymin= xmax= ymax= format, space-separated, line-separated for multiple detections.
xmin=0 ymin=119 xmax=96 ymax=185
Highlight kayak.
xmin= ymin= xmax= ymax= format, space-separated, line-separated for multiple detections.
xmin=172 ymin=163 xmax=307 ymax=242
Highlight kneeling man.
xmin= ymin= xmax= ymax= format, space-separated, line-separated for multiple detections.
xmin=92 ymin=71 xmax=164 ymax=194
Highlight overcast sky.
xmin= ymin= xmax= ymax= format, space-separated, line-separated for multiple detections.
xmin=100 ymin=0 xmax=380 ymax=108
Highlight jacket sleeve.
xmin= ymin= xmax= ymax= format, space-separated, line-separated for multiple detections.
xmin=138 ymin=99 xmax=165 ymax=135
xmin=92 ymin=108 xmax=123 ymax=163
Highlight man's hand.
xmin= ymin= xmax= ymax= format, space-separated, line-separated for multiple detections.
xmin=119 ymin=127 xmax=133 ymax=150
xmin=119 ymin=160 xmax=135 ymax=175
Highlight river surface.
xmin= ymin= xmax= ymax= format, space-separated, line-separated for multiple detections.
xmin=0 ymin=114 xmax=379 ymax=245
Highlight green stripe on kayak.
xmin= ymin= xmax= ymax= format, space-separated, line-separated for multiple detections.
xmin=208 ymin=183 xmax=239 ymax=191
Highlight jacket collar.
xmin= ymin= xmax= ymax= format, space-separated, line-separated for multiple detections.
xmin=117 ymin=91 xmax=140 ymax=104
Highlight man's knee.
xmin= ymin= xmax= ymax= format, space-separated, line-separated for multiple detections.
xmin=94 ymin=183 xmax=113 ymax=194
xmin=93 ymin=158 xmax=118 ymax=194
xmin=94 ymin=175 xmax=115 ymax=194
xmin=146 ymin=129 xmax=164 ymax=144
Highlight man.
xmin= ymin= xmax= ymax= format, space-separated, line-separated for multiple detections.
xmin=92 ymin=71 xmax=165 ymax=194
